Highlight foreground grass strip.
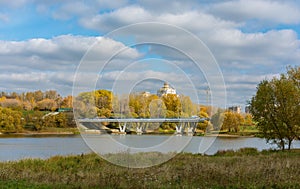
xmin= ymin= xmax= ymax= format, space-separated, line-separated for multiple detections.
xmin=0 ymin=149 xmax=300 ymax=188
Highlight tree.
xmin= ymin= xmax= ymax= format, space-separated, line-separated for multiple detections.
xmin=244 ymin=113 xmax=254 ymax=127
xmin=0 ymin=98 xmax=22 ymax=110
xmin=61 ymin=95 xmax=73 ymax=108
xmin=44 ymin=90 xmax=59 ymax=100
xmin=222 ymin=111 xmax=243 ymax=133
xmin=197 ymin=106 xmax=210 ymax=131
xmin=94 ymin=90 xmax=113 ymax=118
xmin=180 ymin=96 xmax=194 ymax=117
xmin=162 ymin=94 xmax=182 ymax=117
xmin=36 ymin=98 xmax=58 ymax=111
xmin=210 ymin=109 xmax=224 ymax=130
xmin=34 ymin=90 xmax=44 ymax=102
xmin=0 ymin=107 xmax=24 ymax=132
xmin=250 ymin=67 xmax=300 ymax=150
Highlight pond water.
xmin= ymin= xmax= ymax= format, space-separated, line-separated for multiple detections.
xmin=0 ymin=135 xmax=299 ymax=161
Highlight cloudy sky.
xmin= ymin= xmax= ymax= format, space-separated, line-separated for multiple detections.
xmin=1 ymin=0 xmax=300 ymax=109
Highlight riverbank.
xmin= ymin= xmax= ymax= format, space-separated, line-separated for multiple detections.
xmin=0 ymin=129 xmax=257 ymax=138
xmin=0 ymin=128 xmax=80 ymax=137
xmin=1 ymin=149 xmax=299 ymax=188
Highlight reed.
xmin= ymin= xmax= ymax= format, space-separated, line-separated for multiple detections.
xmin=1 ymin=149 xmax=300 ymax=188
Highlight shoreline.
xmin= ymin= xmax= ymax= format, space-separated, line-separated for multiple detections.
xmin=0 ymin=131 xmax=78 ymax=138
xmin=205 ymin=133 xmax=256 ymax=138
xmin=0 ymin=130 xmax=256 ymax=138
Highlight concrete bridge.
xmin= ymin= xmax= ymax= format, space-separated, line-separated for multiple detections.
xmin=78 ymin=117 xmax=208 ymax=135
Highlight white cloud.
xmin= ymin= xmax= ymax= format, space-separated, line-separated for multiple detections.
xmin=210 ymin=0 xmax=300 ymax=25
xmin=0 ymin=35 xmax=141 ymax=95
xmin=0 ymin=0 xmax=29 ymax=8
xmin=1 ymin=0 xmax=300 ymax=107
xmin=80 ymin=5 xmax=238 ymax=33
xmin=206 ymin=29 xmax=300 ymax=63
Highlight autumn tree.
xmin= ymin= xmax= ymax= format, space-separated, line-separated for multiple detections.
xmin=197 ymin=106 xmax=210 ymax=131
xmin=0 ymin=98 xmax=22 ymax=110
xmin=210 ymin=109 xmax=224 ymax=130
xmin=162 ymin=94 xmax=182 ymax=118
xmin=243 ymin=113 xmax=254 ymax=127
xmin=180 ymin=95 xmax=195 ymax=117
xmin=36 ymin=98 xmax=58 ymax=111
xmin=250 ymin=66 xmax=300 ymax=150
xmin=0 ymin=107 xmax=25 ymax=132
xmin=61 ymin=95 xmax=73 ymax=108
xmin=74 ymin=90 xmax=113 ymax=118
xmin=222 ymin=111 xmax=243 ymax=132
xmin=94 ymin=90 xmax=113 ymax=118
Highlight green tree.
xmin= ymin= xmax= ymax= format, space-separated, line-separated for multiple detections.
xmin=250 ymin=67 xmax=300 ymax=150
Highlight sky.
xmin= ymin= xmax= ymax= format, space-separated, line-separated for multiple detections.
xmin=0 ymin=0 xmax=300 ymax=109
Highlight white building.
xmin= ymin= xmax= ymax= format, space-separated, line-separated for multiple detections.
xmin=141 ymin=91 xmax=151 ymax=97
xmin=157 ymin=82 xmax=176 ymax=97
xmin=228 ymin=106 xmax=242 ymax=114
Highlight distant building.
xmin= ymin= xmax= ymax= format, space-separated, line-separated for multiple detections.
xmin=157 ymin=82 xmax=176 ymax=97
xmin=228 ymin=106 xmax=241 ymax=114
xmin=141 ymin=91 xmax=151 ymax=97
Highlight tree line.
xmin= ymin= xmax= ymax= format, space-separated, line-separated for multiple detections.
xmin=0 ymin=88 xmax=256 ymax=133
xmin=0 ymin=87 xmax=257 ymax=133
xmin=2 ymin=65 xmax=298 ymax=150
xmin=0 ymin=90 xmax=74 ymax=132
xmin=74 ymin=90 xmax=254 ymax=131
xmin=0 ymin=90 xmax=72 ymax=111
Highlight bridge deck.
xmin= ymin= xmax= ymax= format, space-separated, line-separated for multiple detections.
xmin=78 ymin=118 xmax=208 ymax=123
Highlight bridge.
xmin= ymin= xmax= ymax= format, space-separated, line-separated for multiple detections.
xmin=78 ymin=117 xmax=208 ymax=135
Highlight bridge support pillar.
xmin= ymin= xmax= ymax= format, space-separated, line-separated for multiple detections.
xmin=187 ymin=123 xmax=196 ymax=136
xmin=187 ymin=127 xmax=194 ymax=136
xmin=176 ymin=125 xmax=182 ymax=135
xmin=119 ymin=124 xmax=126 ymax=134
xmin=136 ymin=126 xmax=143 ymax=135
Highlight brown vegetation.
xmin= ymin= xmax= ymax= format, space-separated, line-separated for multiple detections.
xmin=0 ymin=149 xmax=299 ymax=188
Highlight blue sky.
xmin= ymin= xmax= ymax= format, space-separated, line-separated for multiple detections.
xmin=0 ymin=0 xmax=300 ymax=109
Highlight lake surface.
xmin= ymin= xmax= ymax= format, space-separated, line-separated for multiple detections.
xmin=1 ymin=135 xmax=300 ymax=162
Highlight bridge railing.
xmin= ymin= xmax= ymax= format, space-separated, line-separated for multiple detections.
xmin=78 ymin=117 xmax=209 ymax=123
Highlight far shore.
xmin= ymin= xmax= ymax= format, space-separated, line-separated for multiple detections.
xmin=205 ymin=133 xmax=256 ymax=138
xmin=0 ymin=131 xmax=77 ymax=137
xmin=0 ymin=130 xmax=257 ymax=138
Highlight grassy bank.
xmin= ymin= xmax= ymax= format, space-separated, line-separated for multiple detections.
xmin=0 ymin=128 xmax=80 ymax=137
xmin=1 ymin=148 xmax=300 ymax=188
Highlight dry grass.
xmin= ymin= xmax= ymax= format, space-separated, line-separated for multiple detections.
xmin=1 ymin=149 xmax=300 ymax=188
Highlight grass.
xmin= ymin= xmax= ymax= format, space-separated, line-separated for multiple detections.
xmin=1 ymin=148 xmax=300 ymax=188
xmin=39 ymin=127 xmax=80 ymax=134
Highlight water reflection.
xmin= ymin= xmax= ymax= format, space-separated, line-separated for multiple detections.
xmin=0 ymin=135 xmax=299 ymax=162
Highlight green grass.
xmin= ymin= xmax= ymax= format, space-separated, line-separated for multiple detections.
xmin=1 ymin=149 xmax=300 ymax=188
xmin=39 ymin=127 xmax=80 ymax=134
